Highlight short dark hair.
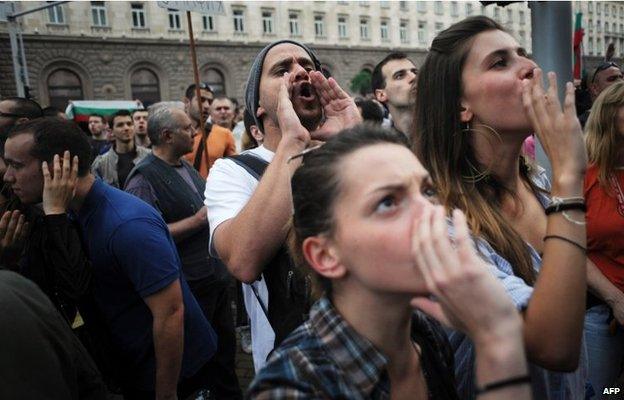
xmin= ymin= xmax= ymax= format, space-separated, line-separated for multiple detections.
xmin=290 ymin=125 xmax=409 ymax=297
xmin=184 ymin=83 xmax=214 ymax=101
xmin=371 ymin=52 xmax=411 ymax=92
xmin=8 ymin=117 xmax=92 ymax=176
xmin=42 ymin=106 xmax=64 ymax=118
xmin=356 ymin=99 xmax=384 ymax=124
xmin=109 ymin=109 xmax=132 ymax=129
xmin=2 ymin=97 xmax=43 ymax=120
xmin=131 ymin=109 xmax=148 ymax=117
xmin=88 ymin=114 xmax=105 ymax=123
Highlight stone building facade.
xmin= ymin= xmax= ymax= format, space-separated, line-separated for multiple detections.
xmin=0 ymin=1 xmax=622 ymax=109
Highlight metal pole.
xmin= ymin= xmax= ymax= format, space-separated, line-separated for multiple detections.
xmin=186 ymin=10 xmax=211 ymax=170
xmin=18 ymin=28 xmax=29 ymax=88
xmin=8 ymin=19 xmax=24 ymax=97
xmin=530 ymin=1 xmax=573 ymax=178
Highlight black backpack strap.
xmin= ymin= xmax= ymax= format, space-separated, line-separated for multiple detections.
xmin=228 ymin=154 xmax=269 ymax=181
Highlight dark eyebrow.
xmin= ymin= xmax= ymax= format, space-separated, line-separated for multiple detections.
xmin=268 ymin=57 xmax=315 ymax=75
xmin=368 ymin=173 xmax=432 ymax=195
xmin=484 ymin=47 xmax=528 ymax=65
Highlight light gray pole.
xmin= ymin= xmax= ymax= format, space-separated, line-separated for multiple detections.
xmin=7 ymin=1 xmax=69 ymax=98
xmin=529 ymin=1 xmax=573 ymax=178
xmin=8 ymin=19 xmax=24 ymax=97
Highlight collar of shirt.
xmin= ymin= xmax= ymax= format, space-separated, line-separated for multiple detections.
xmin=309 ymin=297 xmax=389 ymax=396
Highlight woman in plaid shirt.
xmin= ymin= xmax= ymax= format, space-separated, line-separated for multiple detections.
xmin=248 ymin=122 xmax=531 ymax=399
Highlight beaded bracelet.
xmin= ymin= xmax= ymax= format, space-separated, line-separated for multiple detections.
xmin=476 ymin=375 xmax=531 ymax=395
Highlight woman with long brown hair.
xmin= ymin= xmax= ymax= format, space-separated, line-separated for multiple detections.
xmin=583 ymin=81 xmax=624 ymax=392
xmin=415 ymin=16 xmax=587 ymax=399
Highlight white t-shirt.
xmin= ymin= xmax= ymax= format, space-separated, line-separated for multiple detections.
xmin=204 ymin=145 xmax=276 ymax=372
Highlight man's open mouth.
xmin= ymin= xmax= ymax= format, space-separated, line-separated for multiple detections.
xmin=294 ymin=81 xmax=317 ymax=102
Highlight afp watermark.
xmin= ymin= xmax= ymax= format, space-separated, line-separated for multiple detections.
xmin=603 ymin=387 xmax=621 ymax=396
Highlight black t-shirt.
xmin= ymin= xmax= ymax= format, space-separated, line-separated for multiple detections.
xmin=0 ymin=271 xmax=106 ymax=399
xmin=116 ymin=150 xmax=137 ymax=189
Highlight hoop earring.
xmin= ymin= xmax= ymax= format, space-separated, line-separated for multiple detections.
xmin=460 ymin=122 xmax=502 ymax=183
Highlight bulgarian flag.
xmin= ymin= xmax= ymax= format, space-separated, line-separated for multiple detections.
xmin=573 ymin=12 xmax=584 ymax=80
xmin=65 ymin=100 xmax=144 ymax=123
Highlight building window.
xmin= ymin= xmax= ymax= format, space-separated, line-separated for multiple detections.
xmin=203 ymin=15 xmax=215 ymax=31
xmin=465 ymin=3 xmax=473 ymax=16
xmin=519 ymin=30 xmax=526 ymax=46
xmin=418 ymin=21 xmax=426 ymax=44
xmin=399 ymin=1 xmax=408 ymax=11
xmin=589 ymin=38 xmax=594 ymax=55
xmin=47 ymin=69 xmax=84 ymax=111
xmin=380 ymin=20 xmax=389 ymax=41
xmin=131 ymin=4 xmax=146 ymax=28
xmin=435 ymin=22 xmax=443 ymax=35
xmin=519 ymin=10 xmax=525 ymax=25
xmin=48 ymin=3 xmax=64 ymax=24
xmin=262 ymin=10 xmax=273 ymax=35
xmin=289 ymin=12 xmax=301 ymax=36
xmin=494 ymin=7 xmax=501 ymax=21
xmin=451 ymin=2 xmax=458 ymax=17
xmin=597 ymin=3 xmax=602 ymax=15
xmin=434 ymin=1 xmax=443 ymax=15
xmin=598 ymin=19 xmax=602 ymax=32
xmin=417 ymin=1 xmax=426 ymax=12
xmin=202 ymin=68 xmax=226 ymax=95
xmin=130 ymin=68 xmax=160 ymax=107
xmin=507 ymin=9 xmax=513 ymax=23
xmin=380 ymin=0 xmax=390 ymax=9
xmin=359 ymin=18 xmax=369 ymax=39
xmin=589 ymin=18 xmax=593 ymax=31
xmin=588 ymin=2 xmax=593 ymax=13
xmin=233 ymin=9 xmax=244 ymax=33
xmin=168 ymin=9 xmax=181 ymax=30
xmin=315 ymin=15 xmax=325 ymax=37
xmin=613 ymin=5 xmax=617 ymax=15
xmin=338 ymin=16 xmax=348 ymax=38
xmin=400 ymin=20 xmax=408 ymax=43
xmin=597 ymin=38 xmax=602 ymax=54
xmin=606 ymin=4 xmax=610 ymax=16
xmin=606 ymin=21 xmax=609 ymax=32
xmin=613 ymin=22 xmax=617 ymax=33
xmin=91 ymin=1 xmax=107 ymax=27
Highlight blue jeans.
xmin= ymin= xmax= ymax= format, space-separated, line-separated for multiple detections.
xmin=585 ymin=304 xmax=624 ymax=397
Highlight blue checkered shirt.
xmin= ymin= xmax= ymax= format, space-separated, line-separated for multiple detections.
xmin=247 ymin=296 xmax=459 ymax=399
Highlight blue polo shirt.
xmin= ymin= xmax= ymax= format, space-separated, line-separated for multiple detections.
xmin=75 ymin=179 xmax=216 ymax=391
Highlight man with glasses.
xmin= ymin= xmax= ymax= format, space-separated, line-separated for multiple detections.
xmin=183 ymin=83 xmax=236 ymax=179
xmin=0 ymin=97 xmax=43 ymax=139
xmin=580 ymin=61 xmax=624 ymax=127
xmin=125 ymin=103 xmax=241 ymax=399
xmin=590 ymin=61 xmax=623 ymax=100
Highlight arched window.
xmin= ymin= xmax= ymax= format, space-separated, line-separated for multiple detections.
xmin=47 ymin=69 xmax=84 ymax=110
xmin=202 ymin=68 xmax=226 ymax=95
xmin=130 ymin=68 xmax=160 ymax=107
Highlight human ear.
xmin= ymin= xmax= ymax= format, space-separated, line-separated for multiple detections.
xmin=459 ymin=102 xmax=473 ymax=123
xmin=374 ymin=89 xmax=387 ymax=103
xmin=256 ymin=106 xmax=266 ymax=120
xmin=302 ymin=236 xmax=346 ymax=280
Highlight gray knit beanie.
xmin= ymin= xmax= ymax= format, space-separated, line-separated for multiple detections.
xmin=245 ymin=40 xmax=322 ymax=132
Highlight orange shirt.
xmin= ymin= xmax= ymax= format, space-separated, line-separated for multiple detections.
xmin=585 ymin=164 xmax=624 ymax=293
xmin=185 ymin=124 xmax=237 ymax=179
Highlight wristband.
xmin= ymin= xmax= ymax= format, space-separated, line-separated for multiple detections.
xmin=476 ymin=375 xmax=531 ymax=395
xmin=543 ymin=235 xmax=586 ymax=253
xmin=545 ymin=202 xmax=586 ymax=215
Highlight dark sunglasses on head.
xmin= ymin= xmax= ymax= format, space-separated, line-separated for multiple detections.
xmin=0 ymin=111 xmax=25 ymax=118
xmin=592 ymin=61 xmax=621 ymax=82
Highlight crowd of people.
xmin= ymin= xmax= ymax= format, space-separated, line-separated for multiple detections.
xmin=0 ymin=15 xmax=623 ymax=400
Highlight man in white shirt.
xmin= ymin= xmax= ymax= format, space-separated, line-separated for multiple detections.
xmin=204 ymin=39 xmax=360 ymax=370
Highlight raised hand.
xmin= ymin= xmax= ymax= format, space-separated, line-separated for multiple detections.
xmin=42 ymin=151 xmax=79 ymax=215
xmin=276 ymin=72 xmax=312 ymax=147
xmin=410 ymin=207 xmax=522 ymax=345
xmin=521 ymin=69 xmax=587 ymax=181
xmin=309 ymin=71 xmax=362 ymax=140
xmin=0 ymin=210 xmax=28 ymax=258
